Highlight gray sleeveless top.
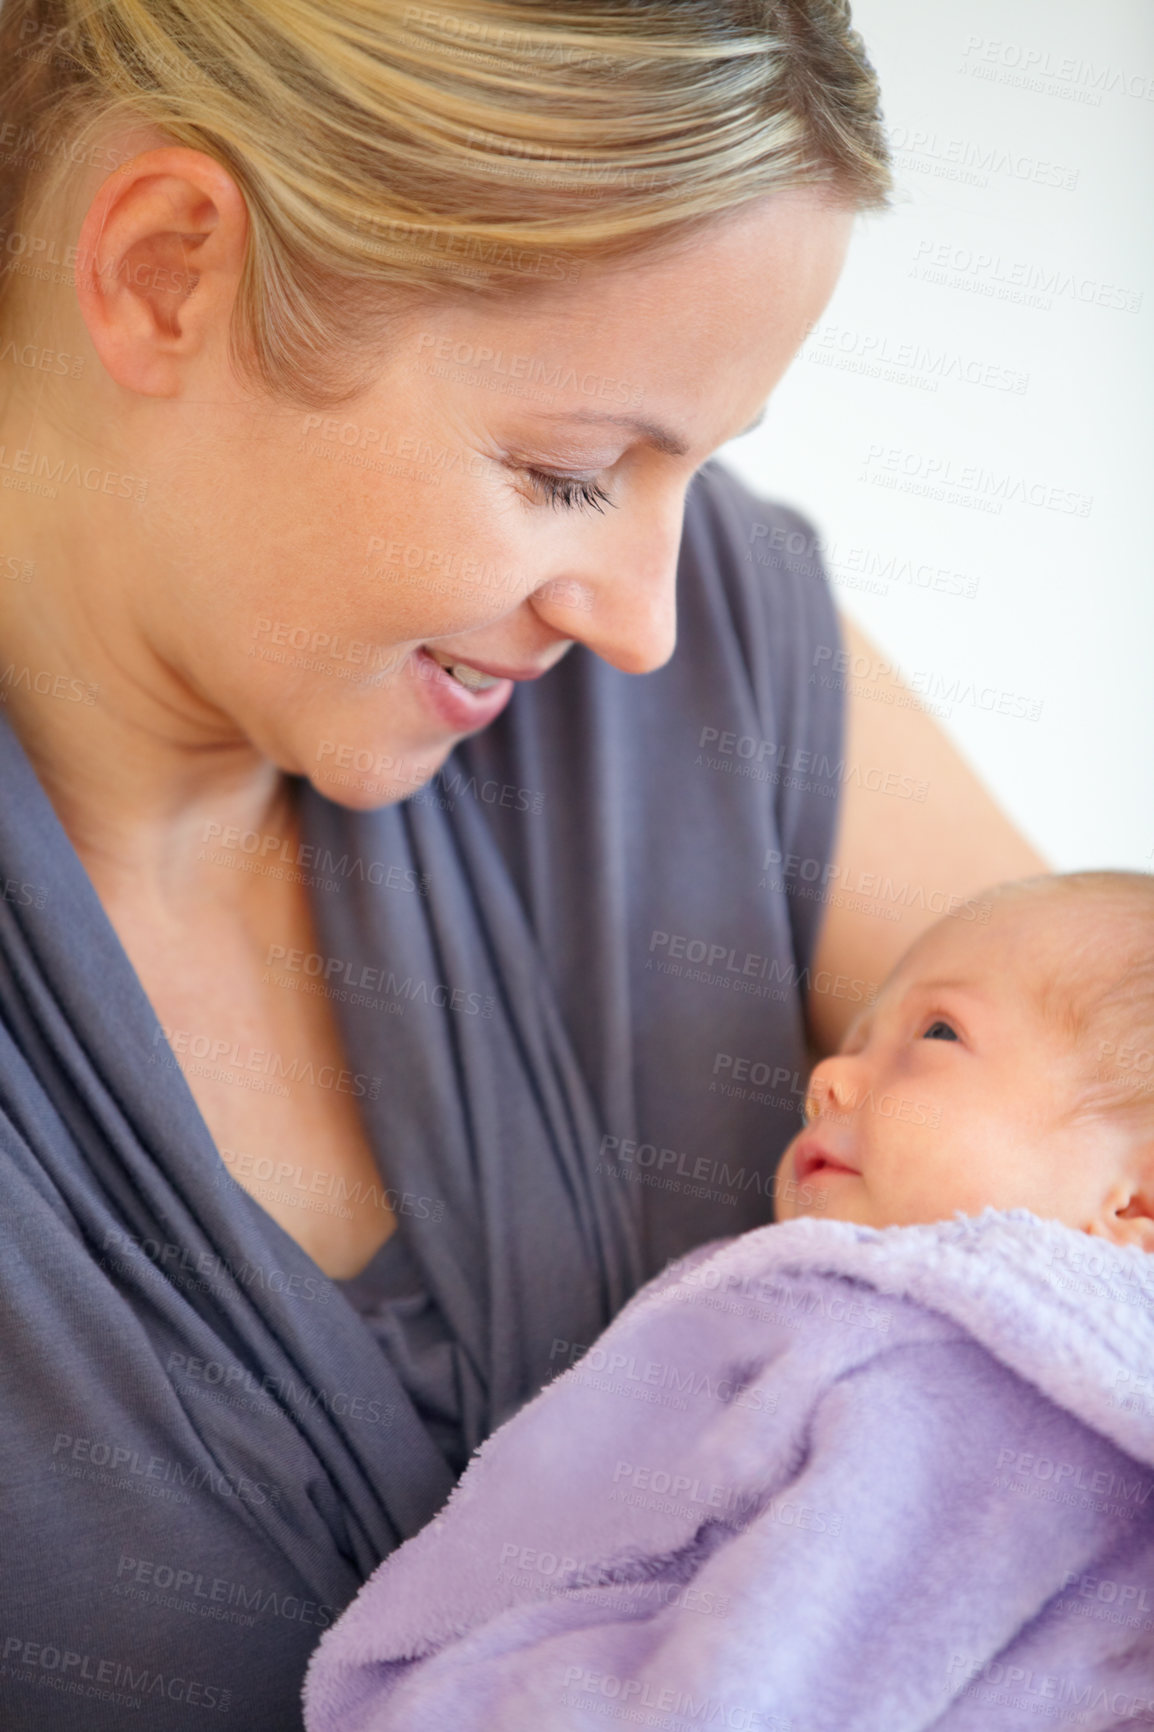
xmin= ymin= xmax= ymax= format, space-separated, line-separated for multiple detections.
xmin=0 ymin=460 xmax=842 ymax=1730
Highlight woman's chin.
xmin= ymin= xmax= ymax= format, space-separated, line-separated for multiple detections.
xmin=268 ymin=702 xmax=458 ymax=811
xmin=305 ymin=754 xmax=441 ymax=811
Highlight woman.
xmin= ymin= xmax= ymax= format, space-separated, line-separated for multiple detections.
xmin=0 ymin=1 xmax=1042 ymax=1726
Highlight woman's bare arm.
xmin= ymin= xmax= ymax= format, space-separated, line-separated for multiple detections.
xmin=807 ymin=615 xmax=1048 ymax=1054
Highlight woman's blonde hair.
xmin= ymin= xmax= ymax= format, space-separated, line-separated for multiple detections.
xmin=0 ymin=0 xmax=892 ymax=405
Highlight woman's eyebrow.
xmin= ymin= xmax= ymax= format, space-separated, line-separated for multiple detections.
xmin=524 ymin=408 xmax=691 ymax=456
xmin=521 ymin=402 xmax=767 ymax=458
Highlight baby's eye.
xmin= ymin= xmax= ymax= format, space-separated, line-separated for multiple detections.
xmin=922 ymin=1019 xmax=958 ymax=1041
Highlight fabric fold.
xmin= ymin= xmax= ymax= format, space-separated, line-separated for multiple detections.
xmin=0 ymin=462 xmax=847 ymax=1730
xmin=303 ymin=1211 xmax=1154 ymax=1732
xmin=302 ymin=771 xmax=647 ymax=1438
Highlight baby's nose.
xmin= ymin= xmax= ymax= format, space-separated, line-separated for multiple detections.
xmin=805 ymin=1058 xmax=862 ymax=1119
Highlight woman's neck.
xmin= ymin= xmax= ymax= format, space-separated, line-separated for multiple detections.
xmin=8 ymin=693 xmax=291 ymax=912
xmin=0 ymin=477 xmax=286 ymax=909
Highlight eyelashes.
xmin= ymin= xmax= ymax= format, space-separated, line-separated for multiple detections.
xmin=521 ymin=467 xmax=616 ymax=515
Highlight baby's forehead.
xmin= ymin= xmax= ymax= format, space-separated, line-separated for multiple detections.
xmin=886 ymin=905 xmax=1007 ymax=983
xmin=882 ymin=898 xmax=1080 ymax=1000
xmin=887 ymin=893 xmax=1121 ymax=1031
xmin=852 ymin=875 xmax=1154 ymax=1081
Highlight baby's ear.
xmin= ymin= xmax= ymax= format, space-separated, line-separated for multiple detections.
xmin=1086 ymin=1170 xmax=1154 ymax=1254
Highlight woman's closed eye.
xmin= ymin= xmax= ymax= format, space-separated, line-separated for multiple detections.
xmin=521 ymin=467 xmax=616 ymax=514
xmin=922 ymin=1018 xmax=959 ymax=1041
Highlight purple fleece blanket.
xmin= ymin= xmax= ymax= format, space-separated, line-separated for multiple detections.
xmin=303 ymin=1210 xmax=1154 ymax=1731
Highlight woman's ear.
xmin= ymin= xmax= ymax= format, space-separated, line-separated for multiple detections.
xmin=73 ymin=146 xmax=249 ymax=398
xmin=1085 ymin=1168 xmax=1154 ymax=1253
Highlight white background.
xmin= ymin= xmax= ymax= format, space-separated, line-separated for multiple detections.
xmin=720 ymin=0 xmax=1154 ymax=872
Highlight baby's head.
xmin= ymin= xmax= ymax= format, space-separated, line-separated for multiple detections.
xmin=775 ymin=871 xmax=1154 ymax=1248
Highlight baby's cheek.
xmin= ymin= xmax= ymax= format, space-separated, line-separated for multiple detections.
xmin=773 ymin=1142 xmax=801 ymax=1218
xmin=864 ymin=1131 xmax=940 ymax=1219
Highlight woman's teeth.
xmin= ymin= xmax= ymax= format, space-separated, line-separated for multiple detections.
xmin=427 ymin=649 xmax=502 ymax=692
xmin=448 ymin=663 xmax=501 ymax=692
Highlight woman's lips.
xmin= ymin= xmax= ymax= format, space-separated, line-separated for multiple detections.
xmin=411 ymin=646 xmax=515 ymax=732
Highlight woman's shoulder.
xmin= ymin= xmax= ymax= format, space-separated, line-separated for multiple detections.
xmin=685 ymin=455 xmax=824 ymax=567
xmin=680 ymin=459 xmax=843 ymax=746
xmin=684 ymin=457 xmax=833 ymax=613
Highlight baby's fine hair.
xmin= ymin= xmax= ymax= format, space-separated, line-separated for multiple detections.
xmin=991 ymin=870 xmax=1154 ymax=1126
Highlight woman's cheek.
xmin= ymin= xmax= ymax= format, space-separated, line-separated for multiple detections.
xmin=350 ymin=518 xmax=536 ymax=643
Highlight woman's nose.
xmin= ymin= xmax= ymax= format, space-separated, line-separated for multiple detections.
xmin=804 ymin=1055 xmax=867 ymax=1121
xmin=531 ymin=489 xmax=686 ymax=676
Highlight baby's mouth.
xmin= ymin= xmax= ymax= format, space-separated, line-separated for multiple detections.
xmin=793 ymin=1136 xmax=861 ymax=1186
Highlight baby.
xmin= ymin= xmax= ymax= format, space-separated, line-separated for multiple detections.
xmin=306 ymin=871 xmax=1154 ymax=1732
xmin=775 ymin=869 xmax=1154 ymax=1247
